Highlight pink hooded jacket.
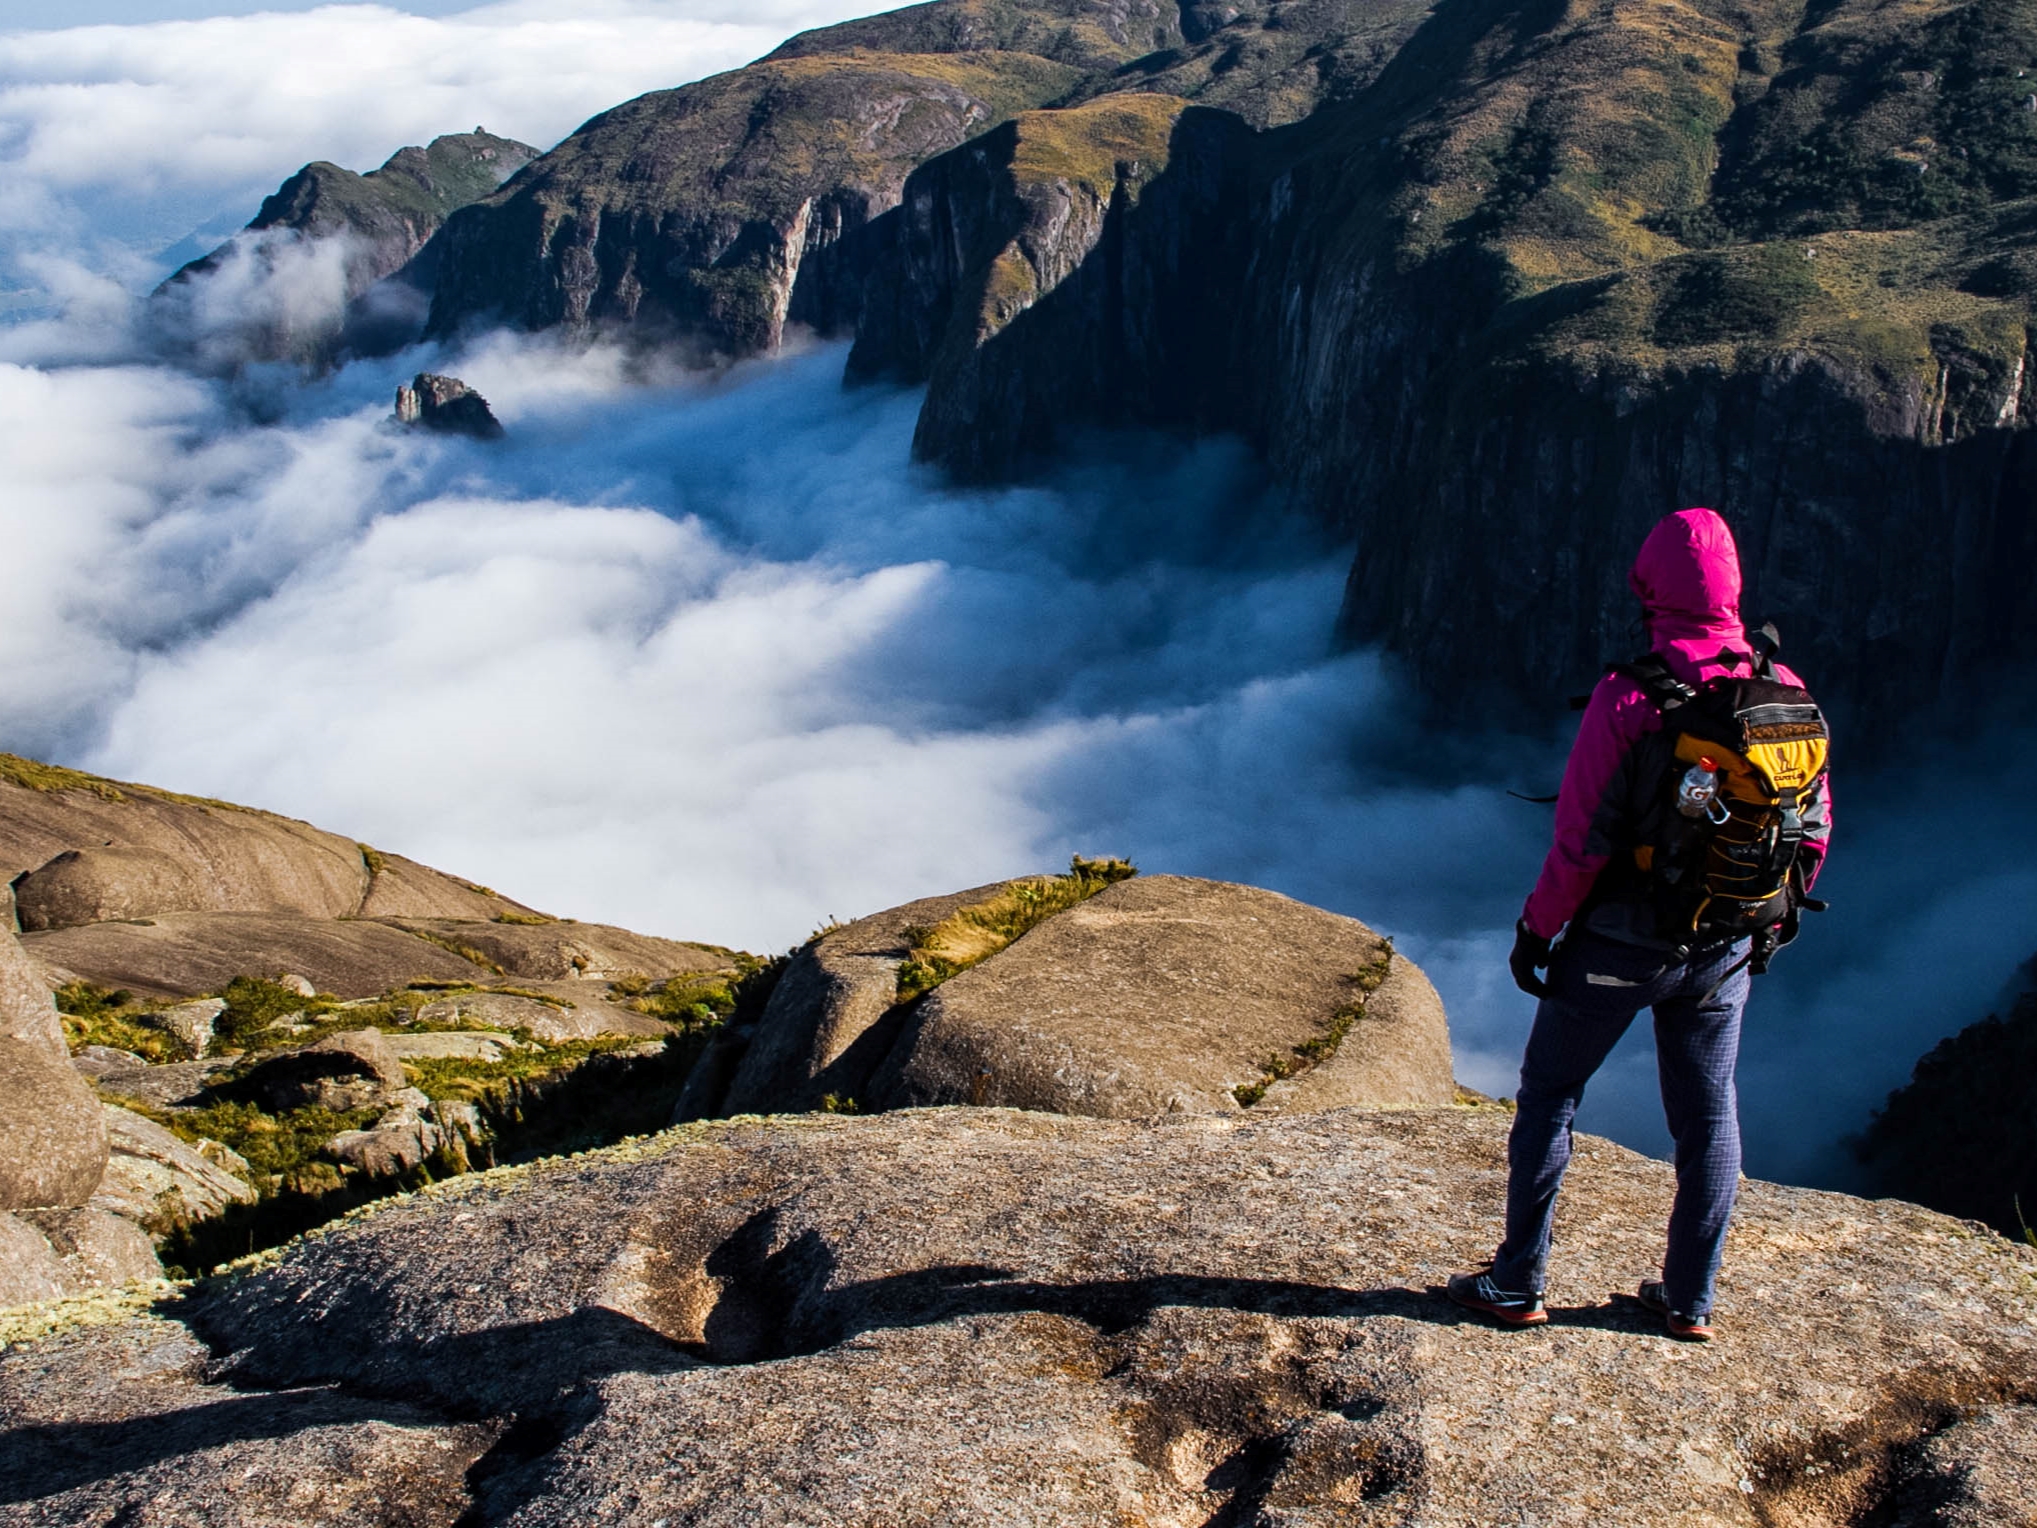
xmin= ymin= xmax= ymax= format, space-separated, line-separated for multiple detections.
xmin=1521 ymin=508 xmax=1832 ymax=940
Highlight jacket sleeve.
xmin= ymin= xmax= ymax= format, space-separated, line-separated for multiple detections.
xmin=1520 ymin=676 xmax=1653 ymax=939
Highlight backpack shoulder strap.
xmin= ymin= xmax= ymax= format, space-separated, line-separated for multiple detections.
xmin=1607 ymin=652 xmax=1697 ymax=715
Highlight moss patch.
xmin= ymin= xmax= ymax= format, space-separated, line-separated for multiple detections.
xmin=896 ymin=855 xmax=1137 ymax=1002
xmin=1233 ymin=942 xmax=1394 ymax=1107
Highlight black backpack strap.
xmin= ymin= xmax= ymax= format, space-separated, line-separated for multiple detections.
xmin=1608 ymin=652 xmax=1696 ymax=714
xmin=1749 ymin=622 xmax=1782 ymax=680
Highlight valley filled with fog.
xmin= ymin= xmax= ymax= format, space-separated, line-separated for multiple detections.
xmin=4 ymin=0 xmax=2034 ymax=1192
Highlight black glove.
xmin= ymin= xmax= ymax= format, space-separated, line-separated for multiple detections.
xmin=1509 ymin=920 xmax=1555 ymax=999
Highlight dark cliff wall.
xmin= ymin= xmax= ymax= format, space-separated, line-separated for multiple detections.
xmin=861 ymin=0 xmax=2037 ymax=729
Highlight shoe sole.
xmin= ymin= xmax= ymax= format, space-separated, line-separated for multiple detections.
xmin=1635 ymin=1287 xmax=1714 ymax=1341
xmin=1446 ymin=1289 xmax=1548 ymax=1327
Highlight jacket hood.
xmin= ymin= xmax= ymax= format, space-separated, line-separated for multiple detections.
xmin=1629 ymin=508 xmax=1746 ymax=650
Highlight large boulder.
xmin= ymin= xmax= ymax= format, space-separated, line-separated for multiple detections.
xmin=871 ymin=875 xmax=1453 ymax=1116
xmin=235 ymin=1029 xmax=408 ymax=1113
xmin=0 ymin=928 xmax=107 ymax=1211
xmin=0 ymin=1207 xmax=160 ymax=1310
xmin=89 ymin=1105 xmax=255 ymax=1229
xmin=715 ymin=875 xmax=1454 ymax=1119
xmin=3 ymin=1107 xmax=2030 ymax=1522
xmin=716 ymin=881 xmax=1014 ymax=1116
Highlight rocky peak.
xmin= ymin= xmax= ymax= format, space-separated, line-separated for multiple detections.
xmin=393 ymin=372 xmax=504 ymax=439
xmin=149 ymin=129 xmax=537 ymax=368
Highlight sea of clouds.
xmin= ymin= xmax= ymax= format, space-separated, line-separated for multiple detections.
xmin=3 ymin=0 xmax=2033 ymax=1191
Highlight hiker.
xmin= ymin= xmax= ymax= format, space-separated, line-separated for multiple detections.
xmin=1448 ymin=507 xmax=1832 ymax=1341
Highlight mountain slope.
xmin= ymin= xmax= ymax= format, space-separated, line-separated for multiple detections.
xmin=151 ymin=130 xmax=536 ymax=367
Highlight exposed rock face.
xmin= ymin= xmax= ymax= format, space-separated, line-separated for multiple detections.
xmin=0 ymin=758 xmax=526 ymax=931
xmin=0 ymin=1321 xmax=495 ymax=1527
xmin=151 ymin=129 xmax=536 ymax=366
xmin=5 ymin=1107 xmax=2030 ymax=1523
xmin=0 ymin=1207 xmax=159 ymax=1311
xmin=423 ymin=51 xmax=1087 ymax=355
xmin=1 ymin=755 xmax=731 ymax=1001
xmin=873 ymin=875 xmax=1452 ymax=1115
xmin=706 ymin=875 xmax=1451 ymax=1120
xmin=88 ymin=1105 xmax=255 ymax=1230
xmin=714 ymin=880 xmax=1013 ymax=1116
xmin=855 ymin=0 xmax=2037 ymax=731
xmin=0 ymin=929 xmax=106 ymax=1213
xmin=234 ymin=1029 xmax=409 ymax=1113
xmin=393 ymin=372 xmax=504 ymax=439
xmin=849 ymin=94 xmax=1255 ymax=479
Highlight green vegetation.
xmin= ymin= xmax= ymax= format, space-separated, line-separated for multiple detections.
xmin=895 ymin=856 xmax=1137 ymax=1003
xmin=55 ymin=982 xmax=184 ymax=1064
xmin=1233 ymin=944 xmax=1393 ymax=1108
xmin=399 ymin=926 xmax=506 ymax=975
xmin=493 ymin=909 xmax=552 ymax=925
xmin=210 ymin=975 xmax=341 ymax=1053
xmin=0 ymin=750 xmax=248 ymax=813
xmin=358 ymin=843 xmax=387 ymax=876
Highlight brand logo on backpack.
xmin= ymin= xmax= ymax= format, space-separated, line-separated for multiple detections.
xmin=1614 ymin=627 xmax=1830 ymax=948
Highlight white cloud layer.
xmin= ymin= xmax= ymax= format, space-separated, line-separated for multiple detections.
xmin=0 ymin=0 xmax=889 ymax=306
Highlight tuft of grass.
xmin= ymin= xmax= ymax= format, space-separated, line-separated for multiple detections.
xmin=400 ymin=926 xmax=506 ymax=975
xmin=210 ymin=976 xmax=342 ymax=1055
xmin=358 ymin=843 xmax=387 ymax=877
xmin=818 ymin=1093 xmax=859 ymax=1115
xmin=0 ymin=753 xmax=126 ymax=800
xmin=895 ymin=856 xmax=1136 ymax=1003
xmin=492 ymin=910 xmax=551 ymax=925
xmin=57 ymin=982 xmax=186 ymax=1064
xmin=1233 ymin=942 xmax=1394 ymax=1108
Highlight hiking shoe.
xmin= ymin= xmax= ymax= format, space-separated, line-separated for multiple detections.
xmin=1636 ymin=1280 xmax=1714 ymax=1342
xmin=1445 ymin=1270 xmax=1547 ymax=1327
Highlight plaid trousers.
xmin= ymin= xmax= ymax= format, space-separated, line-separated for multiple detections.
xmin=1489 ymin=931 xmax=1751 ymax=1319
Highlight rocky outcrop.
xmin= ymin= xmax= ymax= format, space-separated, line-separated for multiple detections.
xmin=0 ymin=757 xmax=527 ymax=931
xmin=325 ymin=1096 xmax=482 ymax=1177
xmin=0 ymin=927 xmax=106 ymax=1214
xmin=701 ymin=874 xmax=1453 ymax=1120
xmin=0 ymin=1208 xmax=159 ymax=1311
xmin=4 ymin=1106 xmax=2031 ymax=1522
xmin=393 ymin=372 xmax=504 ymax=439
xmin=88 ymin=1106 xmax=255 ymax=1230
xmin=872 ymin=875 xmax=1452 ymax=1114
xmin=150 ymin=129 xmax=536 ymax=366
xmin=848 ymin=93 xmax=1254 ymax=476
xmin=712 ymin=880 xmax=1013 ymax=1116
xmin=1 ymin=755 xmax=729 ymax=1000
xmin=232 ymin=1029 xmax=410 ymax=1113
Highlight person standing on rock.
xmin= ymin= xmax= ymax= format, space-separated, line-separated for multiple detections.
xmin=1448 ymin=507 xmax=1832 ymax=1341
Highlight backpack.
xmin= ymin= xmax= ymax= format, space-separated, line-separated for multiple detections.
xmin=1610 ymin=626 xmax=1830 ymax=957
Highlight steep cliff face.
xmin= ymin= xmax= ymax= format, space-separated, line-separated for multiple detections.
xmin=422 ymin=52 xmax=1087 ymax=355
xmin=847 ymin=93 xmax=1255 ymax=474
xmin=871 ymin=0 xmax=2037 ymax=726
xmin=151 ymin=131 xmax=535 ymax=366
